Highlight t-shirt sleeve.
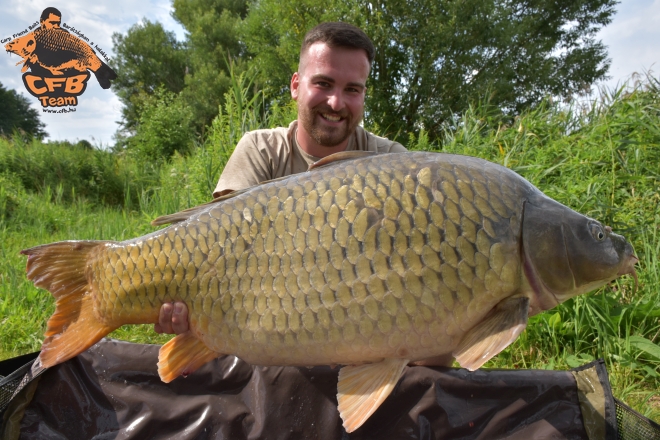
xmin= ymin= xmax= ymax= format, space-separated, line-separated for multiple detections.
xmin=213 ymin=133 xmax=273 ymax=198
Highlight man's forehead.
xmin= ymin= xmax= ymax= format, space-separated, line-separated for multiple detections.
xmin=45 ymin=13 xmax=60 ymax=22
xmin=302 ymin=42 xmax=368 ymax=62
xmin=299 ymin=42 xmax=370 ymax=74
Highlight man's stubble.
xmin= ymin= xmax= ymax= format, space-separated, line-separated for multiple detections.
xmin=298 ymin=104 xmax=363 ymax=148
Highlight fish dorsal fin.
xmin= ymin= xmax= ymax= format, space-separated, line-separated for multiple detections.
xmin=453 ymin=297 xmax=529 ymax=371
xmin=337 ymin=358 xmax=408 ymax=433
xmin=150 ymin=187 xmax=252 ymax=226
xmin=151 ymin=174 xmax=300 ymax=226
xmin=308 ymin=151 xmax=378 ymax=170
xmin=153 ymin=152 xmax=378 ymax=226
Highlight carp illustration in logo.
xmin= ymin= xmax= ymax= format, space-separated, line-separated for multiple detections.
xmin=4 ymin=7 xmax=117 ymax=108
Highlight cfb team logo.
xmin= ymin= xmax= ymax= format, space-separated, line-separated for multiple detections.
xmin=3 ymin=7 xmax=117 ymax=110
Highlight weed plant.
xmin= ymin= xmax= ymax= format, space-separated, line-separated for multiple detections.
xmin=0 ymin=74 xmax=658 ymax=421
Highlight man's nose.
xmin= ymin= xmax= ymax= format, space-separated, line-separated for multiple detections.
xmin=327 ymin=91 xmax=344 ymax=111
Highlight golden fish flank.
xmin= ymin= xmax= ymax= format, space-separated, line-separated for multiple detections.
xmin=134 ymin=154 xmax=520 ymax=365
xmin=22 ymin=151 xmax=637 ymax=433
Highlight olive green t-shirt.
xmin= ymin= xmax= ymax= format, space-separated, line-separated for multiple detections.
xmin=213 ymin=121 xmax=407 ymax=197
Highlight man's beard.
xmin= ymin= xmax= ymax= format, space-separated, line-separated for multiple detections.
xmin=298 ymin=105 xmax=362 ymax=147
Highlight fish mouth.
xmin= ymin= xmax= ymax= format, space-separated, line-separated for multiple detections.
xmin=618 ymin=254 xmax=639 ymax=291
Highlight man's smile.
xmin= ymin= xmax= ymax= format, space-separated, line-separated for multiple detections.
xmin=319 ymin=113 xmax=343 ymax=123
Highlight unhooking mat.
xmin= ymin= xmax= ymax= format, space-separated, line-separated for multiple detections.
xmin=1 ymin=338 xmax=659 ymax=439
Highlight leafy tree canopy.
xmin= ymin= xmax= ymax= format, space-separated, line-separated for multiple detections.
xmin=110 ymin=20 xmax=187 ymax=132
xmin=0 ymin=83 xmax=47 ymax=139
xmin=111 ymin=0 xmax=616 ymax=147
xmin=111 ymin=1 xmax=249 ymax=136
xmin=242 ymin=0 xmax=617 ymax=141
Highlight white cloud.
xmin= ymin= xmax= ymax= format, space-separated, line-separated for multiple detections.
xmin=595 ymin=0 xmax=660 ymax=89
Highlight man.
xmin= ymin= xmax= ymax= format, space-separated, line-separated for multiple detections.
xmin=40 ymin=7 xmax=62 ymax=30
xmin=155 ymin=22 xmax=407 ymax=335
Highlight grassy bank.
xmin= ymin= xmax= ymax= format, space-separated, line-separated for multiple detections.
xmin=1 ymin=77 xmax=658 ymax=421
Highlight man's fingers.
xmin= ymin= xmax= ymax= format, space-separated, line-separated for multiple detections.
xmin=156 ymin=302 xmax=174 ymax=334
xmin=171 ymin=302 xmax=189 ymax=334
xmin=154 ymin=302 xmax=189 ymax=335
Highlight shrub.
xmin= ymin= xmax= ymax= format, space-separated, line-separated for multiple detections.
xmin=128 ymin=87 xmax=196 ymax=162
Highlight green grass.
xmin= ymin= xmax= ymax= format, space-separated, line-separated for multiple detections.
xmin=1 ymin=74 xmax=659 ymax=421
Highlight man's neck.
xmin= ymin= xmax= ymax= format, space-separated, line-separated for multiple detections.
xmin=295 ymin=124 xmax=350 ymax=158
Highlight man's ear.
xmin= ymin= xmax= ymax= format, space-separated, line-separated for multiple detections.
xmin=291 ymin=72 xmax=300 ymax=100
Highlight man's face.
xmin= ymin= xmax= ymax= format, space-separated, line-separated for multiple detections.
xmin=41 ymin=13 xmax=61 ymax=29
xmin=291 ymin=42 xmax=370 ymax=150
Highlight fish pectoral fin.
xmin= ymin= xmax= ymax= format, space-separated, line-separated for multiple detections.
xmin=337 ymin=358 xmax=409 ymax=433
xmin=157 ymin=332 xmax=222 ymax=383
xmin=453 ymin=296 xmax=529 ymax=371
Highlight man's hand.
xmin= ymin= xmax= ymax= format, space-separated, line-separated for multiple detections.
xmin=155 ymin=302 xmax=189 ymax=334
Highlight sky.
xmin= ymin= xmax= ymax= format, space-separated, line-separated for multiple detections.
xmin=0 ymin=0 xmax=659 ymax=147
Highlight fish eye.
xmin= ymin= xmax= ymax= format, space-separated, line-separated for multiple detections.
xmin=589 ymin=223 xmax=606 ymax=241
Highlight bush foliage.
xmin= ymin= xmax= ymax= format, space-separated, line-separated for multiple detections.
xmin=1 ymin=75 xmax=659 ymax=421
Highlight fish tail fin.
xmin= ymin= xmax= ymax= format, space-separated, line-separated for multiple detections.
xmin=92 ymin=62 xmax=117 ymax=89
xmin=21 ymin=241 xmax=118 ymax=368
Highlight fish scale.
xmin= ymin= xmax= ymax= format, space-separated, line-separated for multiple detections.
xmin=22 ymin=151 xmax=637 ymax=432
xmin=82 ymin=153 xmax=522 ymax=365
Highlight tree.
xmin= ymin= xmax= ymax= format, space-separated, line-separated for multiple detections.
xmin=172 ymin=0 xmax=250 ymax=131
xmin=111 ymin=2 xmax=250 ymax=139
xmin=0 ymin=83 xmax=47 ymax=138
xmin=110 ymin=20 xmax=187 ymax=132
xmin=241 ymin=0 xmax=616 ymax=140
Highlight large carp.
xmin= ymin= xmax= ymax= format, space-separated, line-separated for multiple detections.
xmin=22 ymin=151 xmax=637 ymax=432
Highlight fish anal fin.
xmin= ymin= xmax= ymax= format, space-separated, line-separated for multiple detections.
xmin=308 ymin=151 xmax=379 ymax=170
xmin=453 ymin=296 xmax=529 ymax=371
xmin=39 ymin=294 xmax=117 ymax=368
xmin=337 ymin=358 xmax=408 ymax=433
xmin=157 ymin=332 xmax=222 ymax=383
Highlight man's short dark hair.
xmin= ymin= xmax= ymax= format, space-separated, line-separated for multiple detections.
xmin=40 ymin=7 xmax=62 ymax=22
xmin=301 ymin=22 xmax=375 ymax=66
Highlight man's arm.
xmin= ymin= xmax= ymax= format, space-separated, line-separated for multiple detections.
xmin=212 ymin=133 xmax=275 ymax=198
